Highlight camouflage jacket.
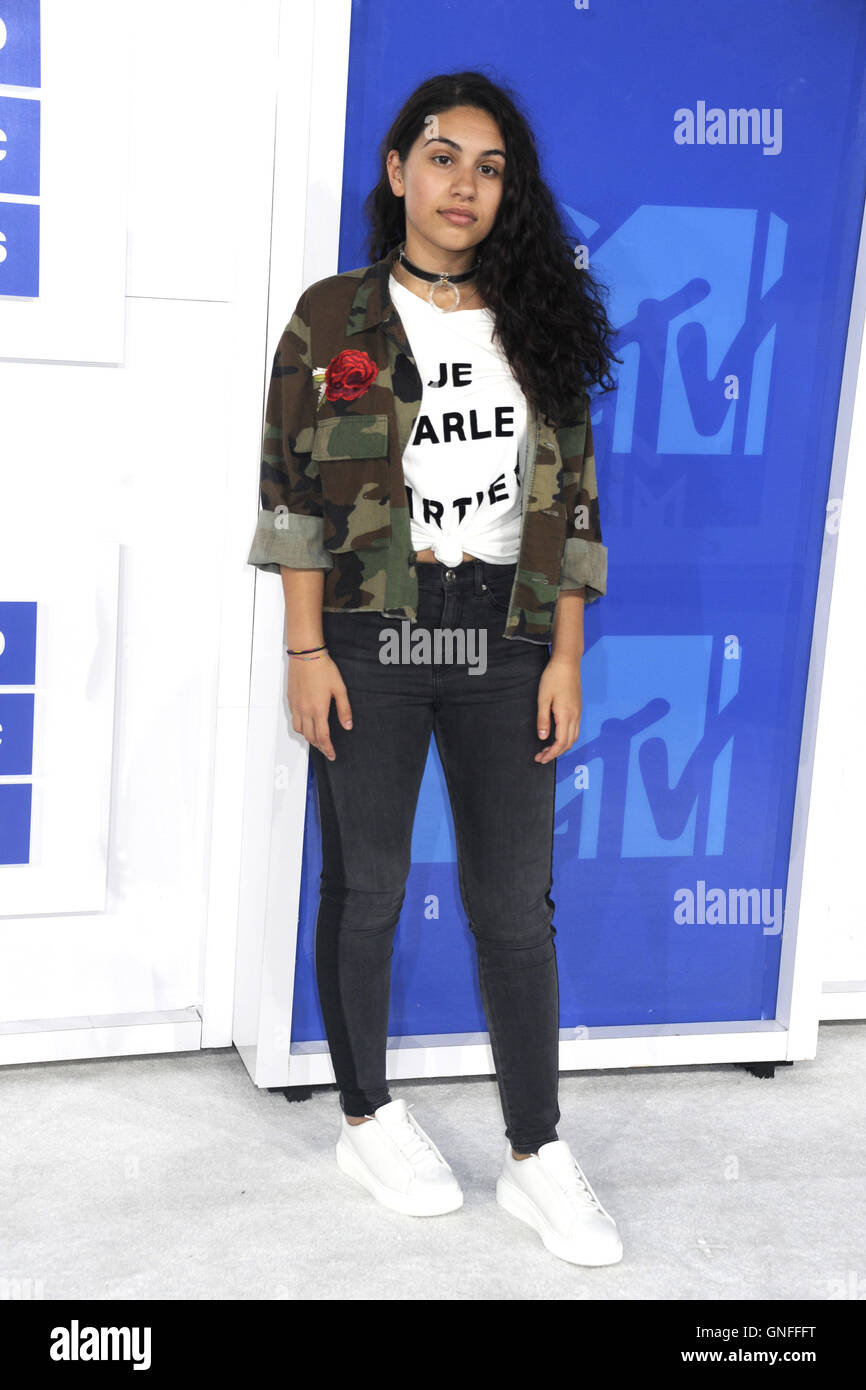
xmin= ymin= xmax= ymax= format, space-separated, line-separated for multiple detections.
xmin=246 ymin=240 xmax=607 ymax=644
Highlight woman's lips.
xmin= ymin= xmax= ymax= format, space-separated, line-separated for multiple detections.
xmin=439 ymin=210 xmax=476 ymax=225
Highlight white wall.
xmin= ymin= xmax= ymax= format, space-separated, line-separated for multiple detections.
xmin=0 ymin=0 xmax=286 ymax=1061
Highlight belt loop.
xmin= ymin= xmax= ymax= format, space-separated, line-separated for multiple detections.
xmin=473 ymin=559 xmax=483 ymax=596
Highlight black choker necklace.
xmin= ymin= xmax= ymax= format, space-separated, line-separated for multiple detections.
xmin=397 ymin=247 xmax=481 ymax=310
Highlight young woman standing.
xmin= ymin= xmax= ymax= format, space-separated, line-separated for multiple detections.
xmin=248 ymin=71 xmax=621 ymax=1267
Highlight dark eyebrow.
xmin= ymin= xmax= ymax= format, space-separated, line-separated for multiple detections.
xmin=423 ymin=135 xmax=506 ymax=159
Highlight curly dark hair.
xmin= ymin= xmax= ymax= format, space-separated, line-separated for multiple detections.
xmin=363 ymin=69 xmax=621 ymax=427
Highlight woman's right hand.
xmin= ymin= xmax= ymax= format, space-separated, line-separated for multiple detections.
xmin=288 ymin=653 xmax=353 ymax=761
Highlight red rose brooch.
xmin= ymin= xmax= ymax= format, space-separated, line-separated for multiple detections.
xmin=314 ymin=348 xmax=379 ymax=404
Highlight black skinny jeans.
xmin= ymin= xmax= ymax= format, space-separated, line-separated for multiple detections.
xmin=308 ymin=556 xmax=561 ymax=1154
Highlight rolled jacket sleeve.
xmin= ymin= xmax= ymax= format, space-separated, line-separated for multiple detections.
xmin=246 ymin=290 xmax=334 ymax=574
xmin=559 ymin=392 xmax=608 ymax=602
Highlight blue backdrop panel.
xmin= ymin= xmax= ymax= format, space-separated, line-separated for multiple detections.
xmin=0 ymin=0 xmax=41 ymax=297
xmin=0 ymin=602 xmax=37 ymax=866
xmin=290 ymin=0 xmax=866 ymax=1040
xmin=0 ymin=0 xmax=41 ymax=88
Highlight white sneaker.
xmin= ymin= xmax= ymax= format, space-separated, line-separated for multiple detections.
xmin=496 ymin=1138 xmax=623 ymax=1266
xmin=335 ymin=1098 xmax=464 ymax=1216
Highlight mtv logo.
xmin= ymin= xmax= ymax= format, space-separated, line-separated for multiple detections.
xmin=561 ymin=202 xmax=784 ymax=456
xmin=557 ymin=635 xmax=740 ymax=859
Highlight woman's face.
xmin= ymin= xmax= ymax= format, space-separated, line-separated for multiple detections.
xmin=386 ymin=104 xmax=506 ymax=264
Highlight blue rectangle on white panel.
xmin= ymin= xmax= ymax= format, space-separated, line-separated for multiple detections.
xmin=0 ymin=602 xmax=37 ymax=683
xmin=0 ymin=0 xmax=42 ymax=88
xmin=0 ymin=200 xmax=39 ymax=296
xmin=0 ymin=93 xmax=40 ymax=195
xmin=0 ymin=783 xmax=32 ymax=865
xmin=0 ymin=693 xmax=34 ymax=773
xmin=288 ymin=0 xmax=866 ymax=1042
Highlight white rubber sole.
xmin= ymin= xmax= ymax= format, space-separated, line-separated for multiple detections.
xmin=496 ymin=1173 xmax=624 ymax=1266
xmin=336 ymin=1134 xmax=464 ymax=1217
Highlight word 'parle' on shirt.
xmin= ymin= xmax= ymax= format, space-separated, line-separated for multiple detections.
xmin=388 ymin=273 xmax=528 ymax=566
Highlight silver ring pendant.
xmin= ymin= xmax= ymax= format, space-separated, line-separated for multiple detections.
xmin=427 ymin=275 xmax=462 ymax=311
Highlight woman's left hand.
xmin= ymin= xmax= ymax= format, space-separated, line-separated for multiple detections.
xmin=535 ymin=657 xmax=583 ymax=763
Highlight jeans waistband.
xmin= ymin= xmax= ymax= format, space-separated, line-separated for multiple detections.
xmin=415 ymin=556 xmax=517 ymax=594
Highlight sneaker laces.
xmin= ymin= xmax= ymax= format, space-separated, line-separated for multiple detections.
xmin=549 ymin=1155 xmax=607 ymax=1217
xmin=388 ymin=1104 xmax=444 ymax=1171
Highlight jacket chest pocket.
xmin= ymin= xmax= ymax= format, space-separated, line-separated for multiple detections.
xmin=312 ymin=412 xmax=392 ymax=553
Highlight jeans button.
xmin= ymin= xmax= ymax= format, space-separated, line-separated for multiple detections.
xmin=444 ymin=568 xmax=455 ymax=581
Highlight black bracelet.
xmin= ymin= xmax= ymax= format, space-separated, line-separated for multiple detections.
xmin=286 ymin=643 xmax=327 ymax=655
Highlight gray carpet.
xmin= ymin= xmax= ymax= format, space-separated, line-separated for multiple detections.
xmin=3 ymin=1021 xmax=863 ymax=1300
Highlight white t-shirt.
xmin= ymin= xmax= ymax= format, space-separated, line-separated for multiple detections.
xmin=389 ymin=273 xmax=528 ymax=566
